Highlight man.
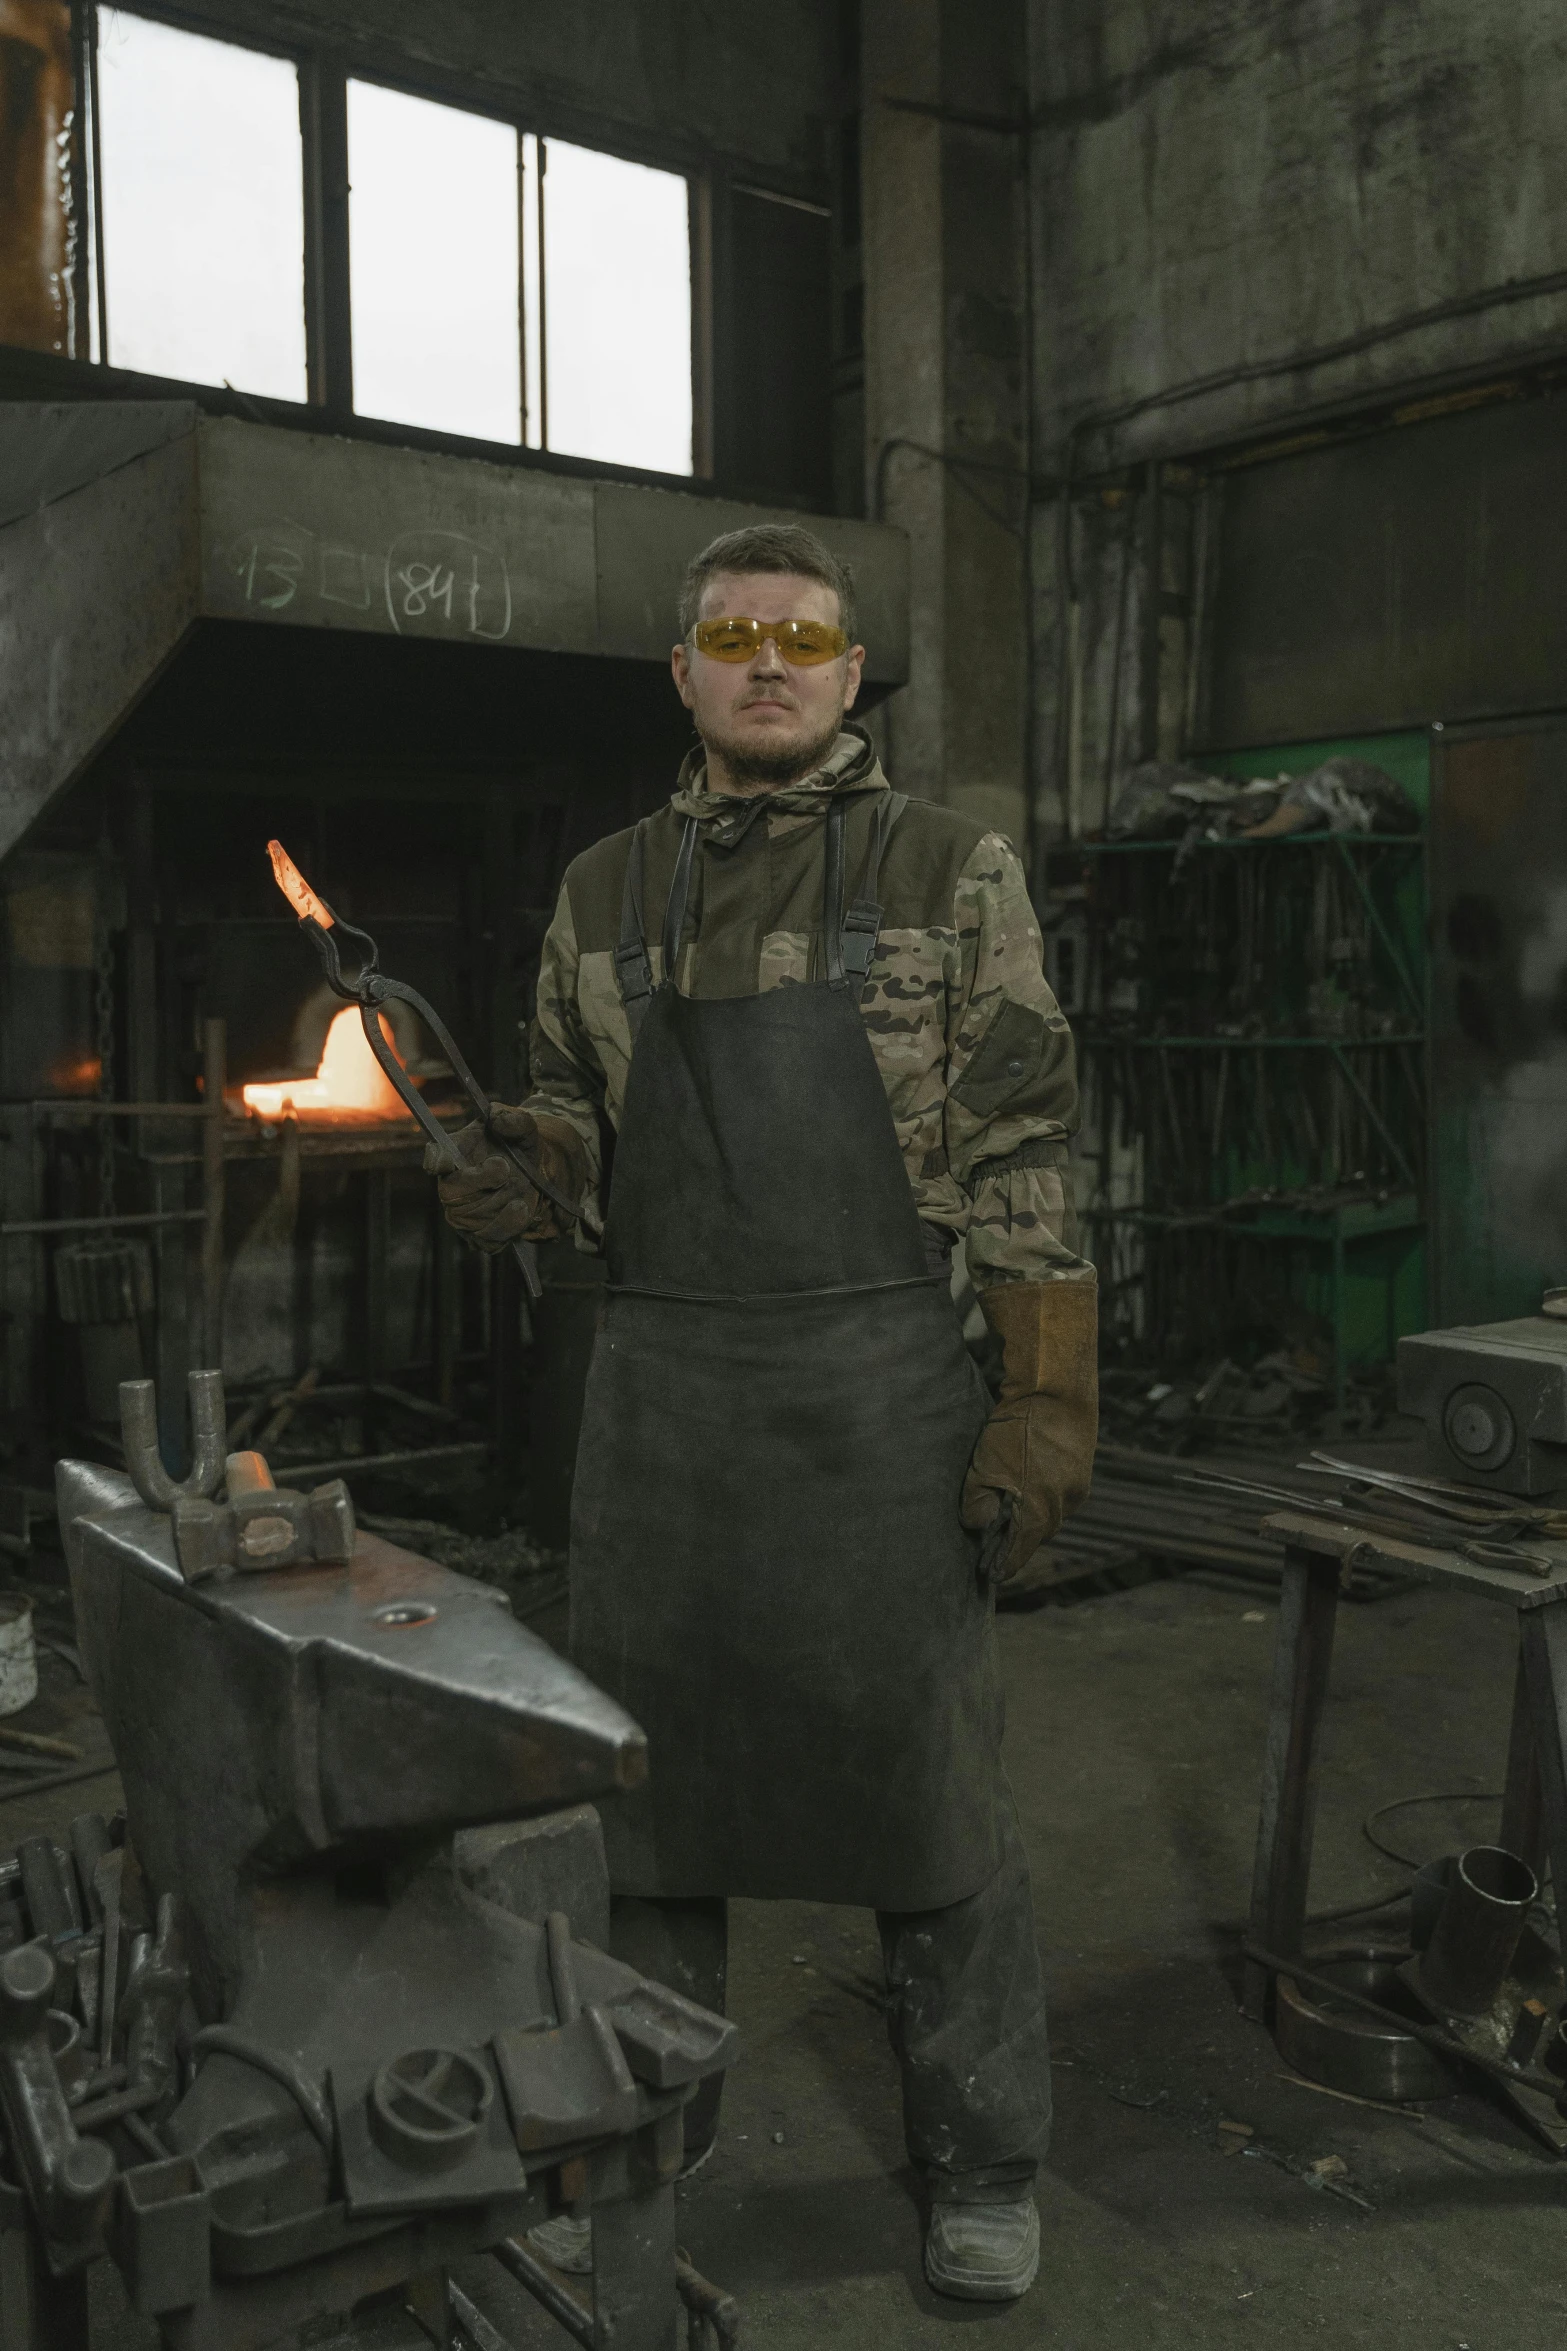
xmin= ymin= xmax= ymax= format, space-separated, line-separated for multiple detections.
xmin=434 ymin=523 xmax=1097 ymax=2302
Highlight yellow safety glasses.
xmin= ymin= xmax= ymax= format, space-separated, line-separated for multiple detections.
xmin=691 ymin=616 xmax=849 ymax=665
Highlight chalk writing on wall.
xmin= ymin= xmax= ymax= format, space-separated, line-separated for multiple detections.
xmin=220 ymin=523 xmax=513 ymax=642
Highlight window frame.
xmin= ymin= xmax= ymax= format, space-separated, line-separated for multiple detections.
xmin=44 ymin=0 xmax=719 ymax=485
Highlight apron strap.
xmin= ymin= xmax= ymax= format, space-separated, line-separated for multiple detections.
xmin=832 ymin=790 xmax=907 ymax=989
xmin=662 ymin=816 xmax=700 ymax=987
xmin=613 ymin=821 xmax=656 ymax=1040
xmin=621 ymin=793 xmax=907 ymax=1024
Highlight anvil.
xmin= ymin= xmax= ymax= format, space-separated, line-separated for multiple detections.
xmin=0 ymin=1375 xmax=736 ymax=2351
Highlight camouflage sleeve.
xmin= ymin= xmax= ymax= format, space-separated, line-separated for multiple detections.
xmin=523 ymin=883 xmax=609 ymax=1245
xmin=944 ymin=833 xmax=1096 ymax=1291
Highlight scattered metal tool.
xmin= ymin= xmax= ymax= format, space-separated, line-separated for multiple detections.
xmin=1307 ymin=1452 xmax=1567 ymax=1534
xmin=1463 ymin=1540 xmax=1555 ymax=1579
xmin=264 ymin=840 xmax=580 ymax=1301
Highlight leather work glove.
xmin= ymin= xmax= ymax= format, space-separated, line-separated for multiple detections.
xmin=424 ymin=1105 xmax=586 ymax=1254
xmin=961 ymin=1279 xmax=1099 ymax=1585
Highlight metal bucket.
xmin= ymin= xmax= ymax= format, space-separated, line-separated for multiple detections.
xmin=1417 ymin=1844 xmax=1538 ymax=2020
xmin=0 ymin=1596 xmax=37 ymax=1717
xmin=1275 ymin=1948 xmax=1454 ymax=2103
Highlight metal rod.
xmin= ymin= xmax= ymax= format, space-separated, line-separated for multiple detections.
xmin=0 ymin=1211 xmax=204 ymax=1237
xmin=493 ymin=2237 xmax=594 ymax=2348
xmin=675 ymin=2252 xmax=743 ymax=2347
xmin=447 ymin=2277 xmax=520 ymax=2351
xmin=201 ymin=1021 xmax=226 ymax=1369
xmin=1329 ymin=834 xmax=1423 ymax=1020
xmin=0 ymin=1761 xmax=119 ymax=1808
xmin=71 ymin=2081 xmax=164 ymax=2130
xmin=267 ymin=1439 xmax=488 ymax=1481
xmin=26 ymin=1103 xmax=212 ymax=1119
xmin=1327 ymin=1044 xmax=1418 ymax=1190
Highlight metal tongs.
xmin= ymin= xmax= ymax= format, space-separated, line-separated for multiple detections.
xmin=265 ymin=840 xmax=575 ymax=1300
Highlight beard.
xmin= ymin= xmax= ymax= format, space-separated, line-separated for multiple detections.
xmin=700 ymin=697 xmax=847 ymax=789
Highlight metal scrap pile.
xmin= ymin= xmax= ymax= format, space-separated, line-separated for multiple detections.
xmin=1105 ymin=758 xmax=1419 ymax=846
xmin=1099 ymin=1350 xmax=1395 ymax=1451
xmin=1026 ymin=1444 xmax=1567 ymax=1603
xmin=1020 ymin=1444 xmax=1326 ymax=1594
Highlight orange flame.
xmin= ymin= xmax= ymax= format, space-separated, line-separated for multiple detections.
xmin=267 ymin=839 xmax=335 ymax=929
xmin=242 ymin=1007 xmax=412 ymax=1123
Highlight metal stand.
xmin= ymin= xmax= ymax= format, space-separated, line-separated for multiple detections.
xmin=1246 ymin=1510 xmax=1567 ymax=2022
xmin=588 ymin=2126 xmax=679 ymax=2351
xmin=0 ymin=2198 xmax=89 ymax=2351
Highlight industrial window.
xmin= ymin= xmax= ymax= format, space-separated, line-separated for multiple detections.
xmin=95 ymin=9 xmax=307 ymax=400
xmin=0 ymin=15 xmax=697 ymax=478
xmin=347 ymin=84 xmax=693 ymax=473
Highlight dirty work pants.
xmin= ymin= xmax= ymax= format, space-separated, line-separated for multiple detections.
xmin=609 ymin=1787 xmax=1051 ymax=2206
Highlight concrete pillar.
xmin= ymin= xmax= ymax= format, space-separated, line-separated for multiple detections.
xmin=860 ymin=0 xmax=1032 ymax=853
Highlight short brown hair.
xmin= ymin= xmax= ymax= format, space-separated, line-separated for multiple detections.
xmin=678 ymin=523 xmax=857 ymax=641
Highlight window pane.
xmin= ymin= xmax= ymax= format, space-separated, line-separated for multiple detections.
xmin=348 ymin=81 xmax=520 ymax=445
xmin=543 ymin=140 xmax=691 ymax=476
xmin=96 ymin=9 xmax=305 ymax=400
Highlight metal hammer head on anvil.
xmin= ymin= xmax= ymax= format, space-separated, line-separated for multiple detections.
xmin=55 ymin=1371 xmax=648 ymax=2019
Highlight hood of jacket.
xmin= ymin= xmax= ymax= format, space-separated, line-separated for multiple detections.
xmin=669 ymin=725 xmax=887 ymax=851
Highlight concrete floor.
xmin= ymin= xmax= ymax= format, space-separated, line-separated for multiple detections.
xmin=66 ymin=1563 xmax=1565 ymax=2347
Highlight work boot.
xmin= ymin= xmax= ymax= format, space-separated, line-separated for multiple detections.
xmin=924 ymin=2198 xmax=1040 ymax=2302
xmin=526 ymin=2213 xmax=592 ymax=2274
xmin=526 ymin=2134 xmax=716 ymax=2276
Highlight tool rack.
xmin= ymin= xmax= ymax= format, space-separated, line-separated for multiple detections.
xmin=1047 ymin=826 xmax=1429 ymax=1405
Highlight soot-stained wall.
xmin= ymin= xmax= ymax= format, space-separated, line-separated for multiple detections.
xmin=1026 ymin=0 xmax=1567 ymax=835
xmin=1028 ymin=0 xmax=1567 ymax=470
xmin=185 ymin=0 xmax=838 ymax=189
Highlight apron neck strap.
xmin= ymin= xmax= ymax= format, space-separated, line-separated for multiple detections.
xmin=662 ymin=816 xmax=700 ymax=986
xmin=617 ymin=792 xmax=908 ymax=1026
xmin=613 ymin=820 xmax=656 ymax=1039
xmin=615 ymin=815 xmax=701 ymax=1037
xmin=830 ymin=790 xmax=906 ymax=990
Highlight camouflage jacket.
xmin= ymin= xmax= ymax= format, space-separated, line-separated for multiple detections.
xmin=524 ymin=728 xmax=1092 ymax=1291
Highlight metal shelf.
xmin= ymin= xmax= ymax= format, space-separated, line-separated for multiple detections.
xmin=1078 ymin=1032 xmax=1425 ymax=1050
xmin=1057 ymin=831 xmax=1423 ymax=857
xmin=1086 ymin=1193 xmax=1422 ymax=1238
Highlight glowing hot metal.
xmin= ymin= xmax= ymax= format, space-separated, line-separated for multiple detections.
xmin=266 ymin=838 xmax=335 ymax=930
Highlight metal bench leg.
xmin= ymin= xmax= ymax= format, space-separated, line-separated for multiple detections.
xmin=1519 ymin=1597 xmax=1567 ymax=1927
xmin=1245 ymin=1542 xmax=1342 ymax=2020
xmin=1500 ymin=1636 xmax=1548 ymax=1883
xmin=0 ymin=2206 xmax=88 ymax=2351
xmin=591 ymin=2126 xmax=679 ymax=2351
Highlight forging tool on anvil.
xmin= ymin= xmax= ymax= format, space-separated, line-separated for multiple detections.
xmin=265 ymin=839 xmax=576 ymax=1301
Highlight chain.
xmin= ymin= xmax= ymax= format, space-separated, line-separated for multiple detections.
xmin=94 ymin=922 xmax=116 ymax=1218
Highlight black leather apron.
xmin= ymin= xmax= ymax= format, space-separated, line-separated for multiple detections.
xmin=569 ymin=794 xmax=1001 ymax=1911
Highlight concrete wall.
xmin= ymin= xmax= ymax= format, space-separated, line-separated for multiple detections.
xmin=1026 ymin=0 xmax=1567 ymax=838
xmin=190 ymin=0 xmax=838 ymax=189
xmin=862 ymin=0 xmax=1032 ymax=848
xmin=1028 ymin=0 xmax=1567 ymax=472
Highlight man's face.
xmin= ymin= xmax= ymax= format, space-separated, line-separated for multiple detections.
xmin=671 ymin=571 xmax=866 ymax=787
